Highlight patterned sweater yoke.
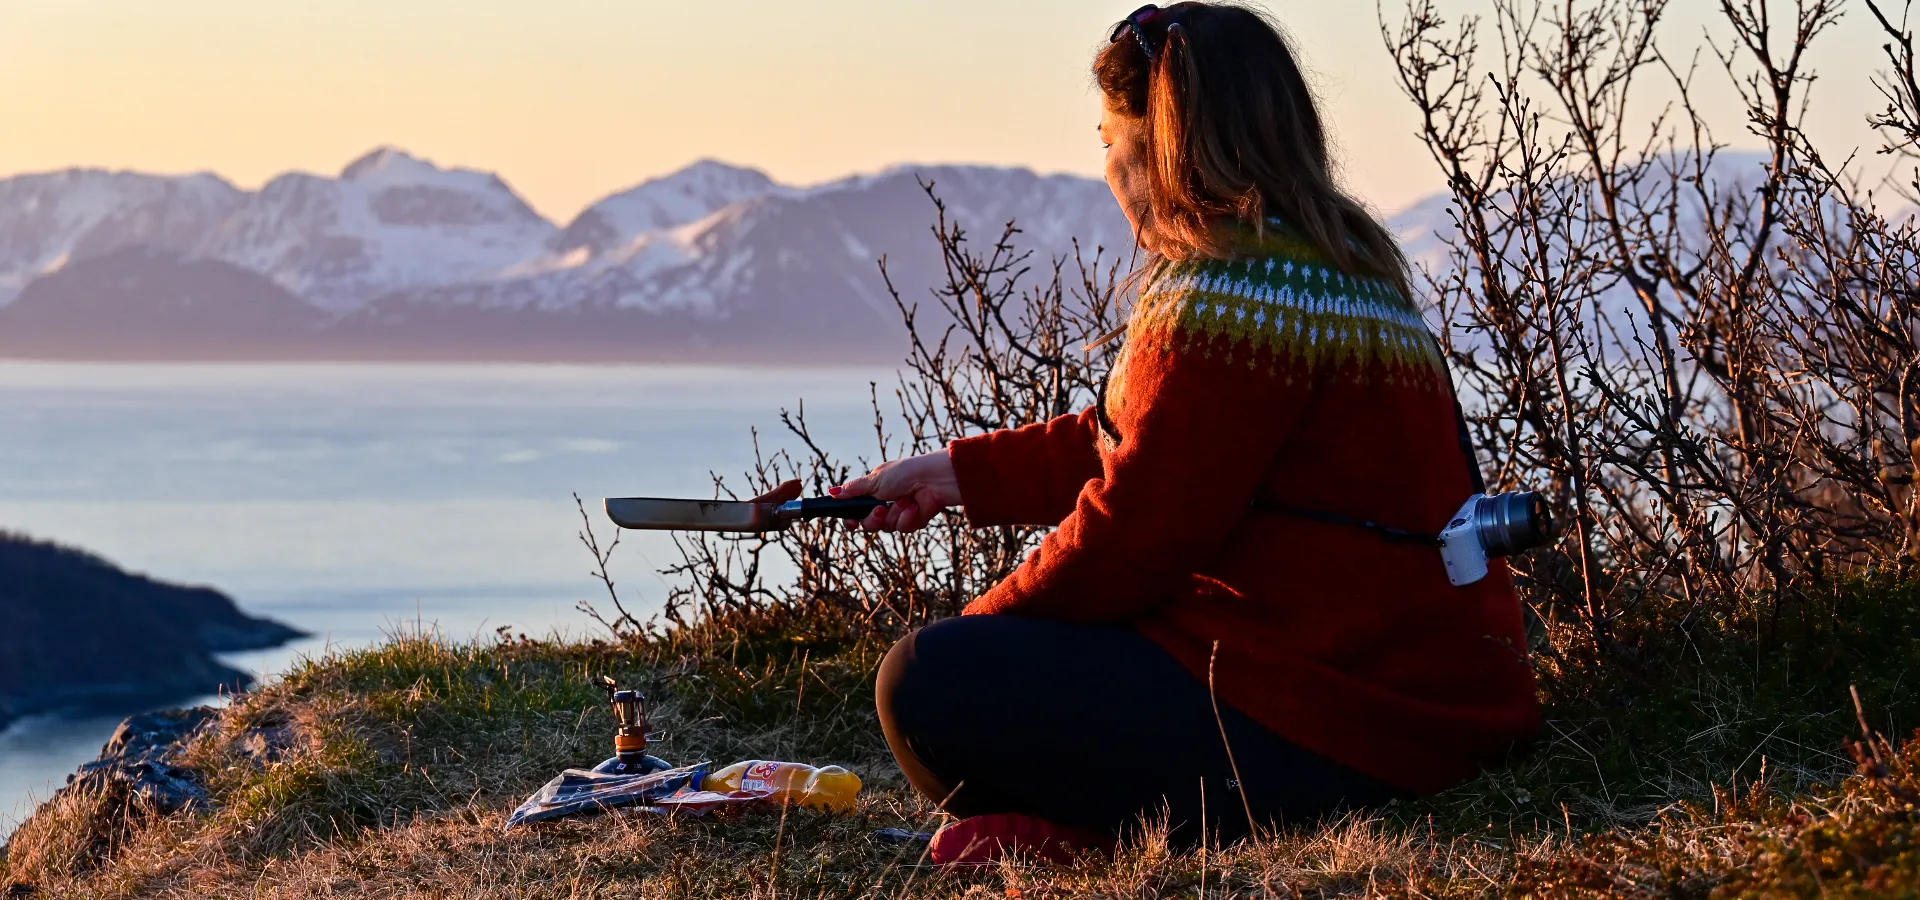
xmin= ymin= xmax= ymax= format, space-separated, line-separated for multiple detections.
xmin=1129 ymin=228 xmax=1447 ymax=385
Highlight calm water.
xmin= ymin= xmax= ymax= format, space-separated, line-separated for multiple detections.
xmin=0 ymin=361 xmax=891 ymax=837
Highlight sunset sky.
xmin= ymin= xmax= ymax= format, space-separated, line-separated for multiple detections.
xmin=0 ymin=0 xmax=1898 ymax=223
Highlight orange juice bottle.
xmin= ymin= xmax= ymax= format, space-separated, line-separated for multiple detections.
xmin=703 ymin=760 xmax=862 ymax=811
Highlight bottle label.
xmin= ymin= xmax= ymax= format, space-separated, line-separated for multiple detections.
xmin=740 ymin=760 xmax=784 ymax=793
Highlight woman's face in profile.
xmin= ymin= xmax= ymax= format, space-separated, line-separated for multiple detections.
xmin=1100 ymin=102 xmax=1153 ymax=250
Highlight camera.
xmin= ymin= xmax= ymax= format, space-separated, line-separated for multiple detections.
xmin=1437 ymin=491 xmax=1554 ymax=586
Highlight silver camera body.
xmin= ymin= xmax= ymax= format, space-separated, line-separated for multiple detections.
xmin=1437 ymin=491 xmax=1553 ymax=586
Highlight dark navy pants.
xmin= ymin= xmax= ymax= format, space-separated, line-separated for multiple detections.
xmin=874 ymin=615 xmax=1404 ymax=845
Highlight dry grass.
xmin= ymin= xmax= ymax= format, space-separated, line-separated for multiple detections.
xmin=3 ymin=581 xmax=1918 ymax=899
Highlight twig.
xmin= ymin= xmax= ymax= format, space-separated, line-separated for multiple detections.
xmin=1208 ymin=640 xmax=1258 ymax=836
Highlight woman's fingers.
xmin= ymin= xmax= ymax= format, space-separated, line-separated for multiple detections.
xmin=833 ymin=467 xmax=887 ymax=500
xmin=886 ymin=500 xmax=919 ymax=531
xmin=842 ymin=499 xmax=955 ymax=533
xmin=849 ymin=498 xmax=925 ymax=533
xmin=901 ymin=502 xmax=936 ymax=532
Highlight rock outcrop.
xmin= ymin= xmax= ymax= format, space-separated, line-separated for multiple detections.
xmin=0 ymin=704 xmax=303 ymax=884
xmin=67 ymin=708 xmax=217 ymax=817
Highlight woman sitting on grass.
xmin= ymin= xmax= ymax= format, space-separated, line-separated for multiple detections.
xmin=832 ymin=2 xmax=1540 ymax=865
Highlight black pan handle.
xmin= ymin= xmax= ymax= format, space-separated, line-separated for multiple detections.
xmin=773 ymin=496 xmax=888 ymax=522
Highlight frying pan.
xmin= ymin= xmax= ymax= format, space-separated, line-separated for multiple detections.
xmin=604 ymin=495 xmax=887 ymax=533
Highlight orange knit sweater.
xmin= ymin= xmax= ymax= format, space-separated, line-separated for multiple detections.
xmin=947 ymin=227 xmax=1540 ymax=794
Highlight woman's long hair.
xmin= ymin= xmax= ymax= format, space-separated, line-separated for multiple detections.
xmin=1095 ymin=2 xmax=1411 ymax=297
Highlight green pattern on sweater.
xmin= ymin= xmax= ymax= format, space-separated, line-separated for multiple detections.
xmin=1129 ymin=231 xmax=1445 ymax=384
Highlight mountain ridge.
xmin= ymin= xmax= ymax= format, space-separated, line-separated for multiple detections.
xmin=14 ymin=148 xmax=1800 ymax=362
xmin=0 ymin=150 xmax=1135 ymax=361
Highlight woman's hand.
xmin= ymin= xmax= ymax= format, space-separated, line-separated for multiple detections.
xmin=833 ymin=450 xmax=962 ymax=533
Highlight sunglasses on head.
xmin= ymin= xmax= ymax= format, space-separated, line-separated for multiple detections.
xmin=1109 ymin=4 xmax=1172 ymax=63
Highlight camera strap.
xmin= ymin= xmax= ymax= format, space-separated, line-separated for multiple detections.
xmin=1446 ymin=366 xmax=1488 ymax=495
xmin=1248 ymin=338 xmax=1483 ymax=546
xmin=1246 ymin=498 xmax=1442 ymax=546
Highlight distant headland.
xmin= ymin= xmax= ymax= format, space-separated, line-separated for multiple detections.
xmin=0 ymin=532 xmax=304 ymax=733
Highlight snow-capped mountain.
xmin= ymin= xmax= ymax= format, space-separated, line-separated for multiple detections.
xmin=203 ymin=147 xmax=556 ymax=313
xmin=549 ymin=159 xmax=783 ymax=258
xmin=0 ymin=150 xmax=1133 ymax=361
xmin=1387 ymin=190 xmax=1459 ymax=274
xmin=0 ymin=170 xmax=244 ymax=305
xmin=333 ymin=164 xmax=1135 ymax=359
xmin=386 ymin=164 xmax=1131 ymax=314
xmin=0 ymin=148 xmax=557 ymax=316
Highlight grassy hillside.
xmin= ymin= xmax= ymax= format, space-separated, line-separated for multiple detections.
xmin=4 ymin=576 xmax=1918 ymax=899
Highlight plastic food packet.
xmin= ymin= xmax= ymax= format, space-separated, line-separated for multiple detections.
xmin=505 ymin=759 xmax=864 ymax=828
xmin=504 ymin=762 xmax=712 ymax=829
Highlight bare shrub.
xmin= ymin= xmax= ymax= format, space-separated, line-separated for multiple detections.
xmin=1383 ymin=0 xmax=1920 ymax=666
xmin=633 ymin=185 xmax=1130 ymax=636
xmin=640 ymin=0 xmax=1920 ymax=684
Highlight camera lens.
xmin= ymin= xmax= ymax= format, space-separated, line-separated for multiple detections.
xmin=1473 ymin=491 xmax=1553 ymax=557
